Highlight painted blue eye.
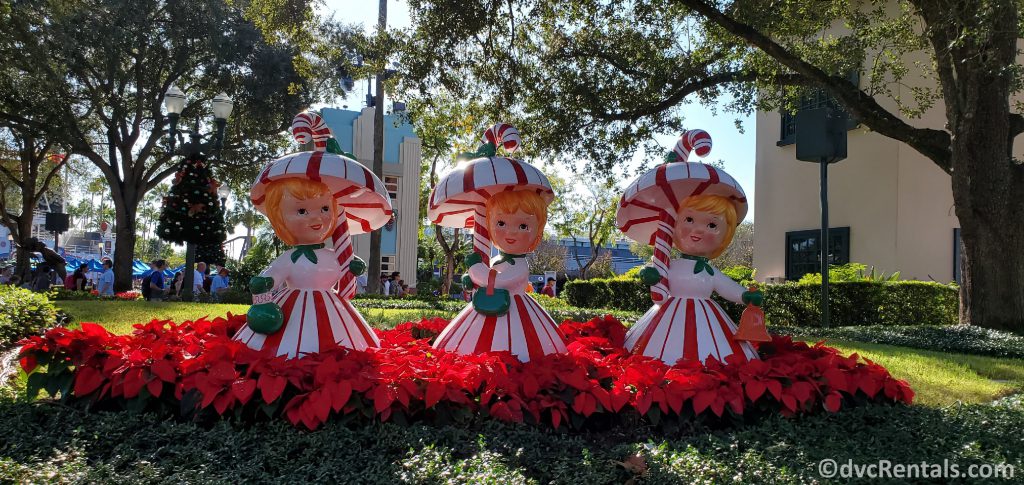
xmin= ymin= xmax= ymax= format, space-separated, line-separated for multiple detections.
xmin=497 ymin=221 xmax=506 ymax=227
xmin=708 ymin=223 xmax=717 ymax=229
xmin=298 ymin=208 xmax=307 ymax=215
xmin=321 ymin=206 xmax=330 ymax=213
xmin=684 ymin=217 xmax=694 ymax=223
xmin=519 ymin=224 xmax=528 ymax=230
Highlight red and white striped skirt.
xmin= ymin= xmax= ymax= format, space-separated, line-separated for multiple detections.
xmin=625 ymin=297 xmax=759 ymax=365
xmin=433 ymin=293 xmax=567 ymax=362
xmin=234 ymin=288 xmax=380 ymax=359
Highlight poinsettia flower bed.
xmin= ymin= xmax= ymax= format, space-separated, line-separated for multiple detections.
xmin=17 ymin=314 xmax=913 ymax=430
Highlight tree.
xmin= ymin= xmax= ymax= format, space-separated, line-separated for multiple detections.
xmin=0 ymin=0 xmax=350 ymax=291
xmin=405 ymin=92 xmax=485 ymax=296
xmin=0 ymin=128 xmax=70 ymax=281
xmin=403 ymin=0 xmax=1024 ymax=330
xmin=527 ymin=239 xmax=569 ymax=275
xmin=714 ymin=221 xmax=754 ymax=269
xmin=550 ymin=180 xmax=619 ymax=279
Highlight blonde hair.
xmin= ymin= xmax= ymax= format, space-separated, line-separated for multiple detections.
xmin=263 ymin=178 xmax=337 ymax=245
xmin=676 ymin=194 xmax=737 ymax=259
xmin=486 ymin=190 xmax=549 ymax=251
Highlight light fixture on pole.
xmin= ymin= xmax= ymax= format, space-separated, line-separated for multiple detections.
xmin=161 ymin=84 xmax=234 ymax=301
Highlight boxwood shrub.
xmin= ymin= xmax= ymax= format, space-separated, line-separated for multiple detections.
xmin=0 ymin=285 xmax=59 ymax=348
xmin=564 ymin=279 xmax=958 ymax=327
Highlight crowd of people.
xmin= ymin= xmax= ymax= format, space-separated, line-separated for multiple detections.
xmin=142 ymin=260 xmax=231 ymax=302
xmin=369 ymin=271 xmax=408 ymax=297
xmin=0 ymin=260 xmax=116 ymax=296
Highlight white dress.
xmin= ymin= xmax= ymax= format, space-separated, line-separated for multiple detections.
xmin=433 ymin=255 xmax=567 ymax=362
xmin=624 ymin=258 xmax=759 ymax=365
xmin=233 ymin=248 xmax=380 ymax=358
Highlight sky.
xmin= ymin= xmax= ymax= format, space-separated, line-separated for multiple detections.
xmin=319 ymin=0 xmax=759 ymax=220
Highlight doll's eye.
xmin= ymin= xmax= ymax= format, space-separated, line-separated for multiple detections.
xmin=684 ymin=217 xmax=694 ymax=223
xmin=321 ymin=206 xmax=330 ymax=213
xmin=519 ymin=224 xmax=528 ymax=230
xmin=298 ymin=208 xmax=307 ymax=215
xmin=708 ymin=222 xmax=717 ymax=229
xmin=497 ymin=221 xmax=506 ymax=227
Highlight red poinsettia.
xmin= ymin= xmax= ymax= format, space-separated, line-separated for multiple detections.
xmin=17 ymin=314 xmax=914 ymax=431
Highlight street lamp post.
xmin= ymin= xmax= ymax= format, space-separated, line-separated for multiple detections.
xmin=162 ymin=85 xmax=233 ymax=301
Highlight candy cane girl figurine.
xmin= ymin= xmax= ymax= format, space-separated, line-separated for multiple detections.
xmin=617 ymin=130 xmax=763 ymax=366
xmin=428 ymin=124 xmax=568 ymax=362
xmin=233 ymin=111 xmax=394 ymax=359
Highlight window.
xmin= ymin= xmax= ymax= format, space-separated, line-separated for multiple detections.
xmin=381 ymin=255 xmax=395 ymax=273
xmin=784 ymin=227 xmax=851 ymax=281
xmin=384 ymin=176 xmax=399 ymax=200
xmin=778 ymin=72 xmax=860 ymax=146
xmin=953 ymin=228 xmax=961 ymax=284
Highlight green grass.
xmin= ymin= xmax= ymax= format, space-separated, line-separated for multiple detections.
xmin=804 ymin=339 xmax=1024 ymax=407
xmin=56 ymin=301 xmax=457 ymax=335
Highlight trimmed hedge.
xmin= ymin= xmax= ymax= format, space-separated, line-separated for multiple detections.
xmin=564 ymin=279 xmax=958 ymax=327
xmin=775 ymin=324 xmax=1024 ymax=359
xmin=0 ymin=285 xmax=59 ymax=348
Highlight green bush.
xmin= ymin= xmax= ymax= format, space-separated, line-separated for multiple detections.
xmin=565 ymin=279 xmax=958 ymax=327
xmin=46 ymin=288 xmax=95 ymax=301
xmin=775 ymin=324 xmax=1024 ymax=359
xmin=0 ymin=285 xmax=59 ymax=347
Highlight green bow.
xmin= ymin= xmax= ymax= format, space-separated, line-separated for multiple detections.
xmin=681 ymin=253 xmax=714 ymax=276
xmin=290 ymin=243 xmax=325 ymax=264
xmin=325 ymin=138 xmax=357 ymax=159
xmin=493 ymin=251 xmax=527 ymax=266
xmin=455 ymin=142 xmax=497 ymax=162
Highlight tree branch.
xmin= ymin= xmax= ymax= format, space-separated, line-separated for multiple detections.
xmin=675 ymin=0 xmax=953 ymax=173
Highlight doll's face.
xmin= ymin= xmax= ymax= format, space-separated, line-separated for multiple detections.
xmin=491 ymin=209 xmax=541 ymax=254
xmin=280 ymin=190 xmax=336 ymax=245
xmin=673 ymin=207 xmax=727 ymax=257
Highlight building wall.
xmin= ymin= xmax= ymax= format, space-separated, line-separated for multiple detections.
xmin=322 ymin=107 xmax=422 ymax=289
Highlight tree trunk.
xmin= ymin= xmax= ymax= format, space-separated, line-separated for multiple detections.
xmin=436 ymin=226 xmax=459 ymax=296
xmin=13 ymin=216 xmax=33 ymax=282
xmin=951 ymin=96 xmax=1024 ymax=331
xmin=112 ymin=202 xmax=138 ymax=292
xmin=367 ymin=0 xmax=388 ymax=294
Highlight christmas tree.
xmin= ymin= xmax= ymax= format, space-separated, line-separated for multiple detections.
xmin=196 ymin=242 xmax=227 ymax=267
xmin=156 ymin=154 xmax=228 ymax=245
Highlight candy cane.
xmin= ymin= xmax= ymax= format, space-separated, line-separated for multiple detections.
xmin=332 ymin=207 xmax=358 ymax=299
xmin=471 ymin=209 xmax=492 ymax=264
xmin=671 ymin=129 xmax=712 ymax=163
xmin=648 ymin=215 xmax=674 ymax=303
xmin=648 ymin=129 xmax=712 ymax=302
xmin=482 ymin=123 xmax=521 ymax=154
xmin=292 ymin=111 xmax=333 ymax=152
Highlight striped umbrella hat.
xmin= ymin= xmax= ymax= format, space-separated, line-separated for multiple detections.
xmin=616 ymin=130 xmax=748 ymax=244
xmin=427 ymin=124 xmax=553 ymax=259
xmin=616 ymin=130 xmax=747 ymax=304
xmin=250 ymin=112 xmax=393 ymax=235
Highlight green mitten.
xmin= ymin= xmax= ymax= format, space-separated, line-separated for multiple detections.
xmin=464 ymin=252 xmax=483 ymax=268
xmin=461 ymin=273 xmax=474 ymax=289
xmin=247 ymin=302 xmax=284 ymax=334
xmin=349 ymin=256 xmax=366 ymax=276
xmin=742 ymin=290 xmax=764 ymax=307
xmin=639 ymin=267 xmax=662 ymax=286
xmin=249 ymin=276 xmax=275 ymax=295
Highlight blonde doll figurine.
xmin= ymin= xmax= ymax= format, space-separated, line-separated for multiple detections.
xmin=233 ymin=112 xmax=393 ymax=359
xmin=428 ymin=124 xmax=568 ymax=362
xmin=617 ymin=130 xmax=764 ymax=365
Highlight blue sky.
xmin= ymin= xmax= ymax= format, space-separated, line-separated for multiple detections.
xmin=320 ymin=0 xmax=758 ymax=220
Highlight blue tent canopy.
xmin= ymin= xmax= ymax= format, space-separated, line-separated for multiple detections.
xmin=54 ymin=258 xmax=183 ymax=278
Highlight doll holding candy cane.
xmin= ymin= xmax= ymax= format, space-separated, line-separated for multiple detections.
xmin=616 ymin=130 xmax=767 ymax=366
xmin=428 ymin=124 xmax=568 ymax=362
xmin=233 ymin=111 xmax=393 ymax=359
